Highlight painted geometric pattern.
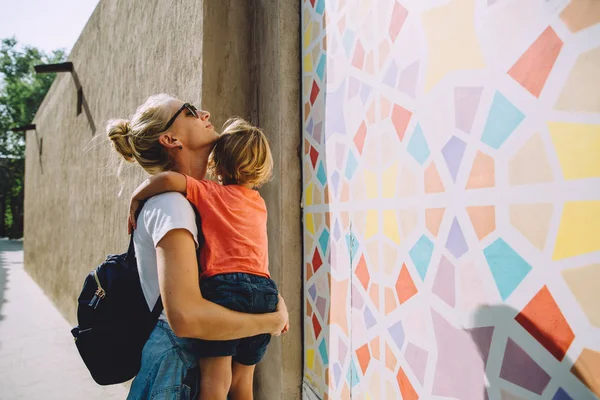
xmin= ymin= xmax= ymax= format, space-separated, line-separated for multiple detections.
xmin=302 ymin=0 xmax=600 ymax=399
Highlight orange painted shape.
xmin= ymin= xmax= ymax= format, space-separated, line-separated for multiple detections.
xmin=397 ymin=367 xmax=419 ymax=400
xmin=365 ymin=52 xmax=375 ymax=75
xmin=379 ymin=39 xmax=391 ymax=69
xmin=306 ymin=262 xmax=314 ymax=281
xmin=508 ymin=27 xmax=563 ymax=98
xmin=571 ymin=348 xmax=600 ymax=396
xmin=466 ymin=151 xmax=495 ymax=189
xmin=325 ymin=212 xmax=331 ymax=229
xmin=425 ymin=208 xmax=445 ymax=237
xmin=370 ymin=283 xmax=380 ymax=310
xmin=381 ymin=96 xmax=392 ymax=119
xmin=338 ymin=15 xmax=346 ymax=33
xmin=341 ymin=181 xmax=350 ymax=201
xmin=466 ymin=205 xmax=496 ymax=240
xmin=352 ymin=40 xmax=366 ymax=69
xmin=560 ymin=0 xmax=600 ymax=33
xmin=515 ymin=285 xmax=575 ymax=361
xmin=306 ymin=299 xmax=313 ymax=317
xmin=357 ymin=343 xmax=371 ymax=374
xmin=391 ymin=104 xmax=412 ymax=141
xmin=425 ymin=162 xmax=445 ymax=193
xmin=367 ymin=101 xmax=377 ymax=124
xmin=385 ymin=342 xmax=397 ymax=372
xmin=385 ymin=286 xmax=397 ymax=315
xmin=356 ymin=254 xmax=371 ymax=290
xmin=371 ymin=337 xmax=381 ymax=361
xmin=354 ymin=121 xmax=368 ymax=154
xmin=304 ymin=139 xmax=311 ymax=155
xmin=330 ymin=277 xmax=349 ymax=335
xmin=396 ymin=263 xmax=418 ymax=304
xmin=305 ymin=102 xmax=311 ymax=121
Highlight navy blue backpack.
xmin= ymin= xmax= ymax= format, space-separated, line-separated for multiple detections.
xmin=71 ymin=202 xmax=202 ymax=385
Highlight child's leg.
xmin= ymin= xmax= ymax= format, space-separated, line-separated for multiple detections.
xmin=229 ymin=361 xmax=256 ymax=400
xmin=199 ymin=356 xmax=233 ymax=400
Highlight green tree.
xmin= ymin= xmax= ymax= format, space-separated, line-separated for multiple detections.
xmin=0 ymin=37 xmax=66 ymax=238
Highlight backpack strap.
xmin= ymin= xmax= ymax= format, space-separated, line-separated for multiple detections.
xmin=148 ymin=201 xmax=204 ymax=318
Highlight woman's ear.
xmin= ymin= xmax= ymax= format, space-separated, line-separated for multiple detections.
xmin=158 ymin=132 xmax=181 ymax=149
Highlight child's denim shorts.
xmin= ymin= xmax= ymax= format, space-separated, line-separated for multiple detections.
xmin=197 ymin=272 xmax=279 ymax=365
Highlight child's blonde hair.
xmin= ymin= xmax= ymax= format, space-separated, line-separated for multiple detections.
xmin=208 ymin=118 xmax=273 ymax=188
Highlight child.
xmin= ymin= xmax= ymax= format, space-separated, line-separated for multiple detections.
xmin=128 ymin=118 xmax=283 ymax=400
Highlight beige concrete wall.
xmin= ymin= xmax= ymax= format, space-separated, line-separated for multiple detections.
xmin=24 ymin=0 xmax=301 ymax=398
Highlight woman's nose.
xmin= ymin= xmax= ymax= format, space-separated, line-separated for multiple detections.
xmin=199 ymin=110 xmax=210 ymax=121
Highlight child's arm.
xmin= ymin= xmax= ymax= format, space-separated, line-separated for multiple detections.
xmin=127 ymin=172 xmax=188 ymax=233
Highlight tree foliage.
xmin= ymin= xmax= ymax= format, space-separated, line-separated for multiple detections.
xmin=0 ymin=37 xmax=66 ymax=238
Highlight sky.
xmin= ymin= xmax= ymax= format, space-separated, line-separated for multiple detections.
xmin=0 ymin=0 xmax=99 ymax=54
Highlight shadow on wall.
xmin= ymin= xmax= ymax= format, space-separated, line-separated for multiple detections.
xmin=471 ymin=305 xmax=599 ymax=400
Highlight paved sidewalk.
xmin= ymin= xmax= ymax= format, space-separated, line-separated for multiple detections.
xmin=0 ymin=239 xmax=128 ymax=399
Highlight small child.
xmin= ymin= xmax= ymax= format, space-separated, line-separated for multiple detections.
xmin=128 ymin=118 xmax=282 ymax=400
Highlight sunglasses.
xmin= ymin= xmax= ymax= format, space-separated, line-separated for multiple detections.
xmin=163 ymin=103 xmax=199 ymax=131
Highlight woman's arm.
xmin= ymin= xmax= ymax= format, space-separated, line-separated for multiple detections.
xmin=156 ymin=228 xmax=288 ymax=339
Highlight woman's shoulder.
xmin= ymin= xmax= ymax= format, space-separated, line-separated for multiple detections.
xmin=144 ymin=192 xmax=190 ymax=208
xmin=141 ymin=193 xmax=195 ymax=225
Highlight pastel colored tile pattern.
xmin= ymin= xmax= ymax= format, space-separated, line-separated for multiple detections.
xmin=301 ymin=0 xmax=600 ymax=398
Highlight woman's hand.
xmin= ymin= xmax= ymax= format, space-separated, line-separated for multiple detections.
xmin=127 ymin=198 xmax=141 ymax=234
xmin=270 ymin=295 xmax=289 ymax=336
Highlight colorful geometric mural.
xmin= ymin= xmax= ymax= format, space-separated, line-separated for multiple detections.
xmin=302 ymin=0 xmax=600 ymax=399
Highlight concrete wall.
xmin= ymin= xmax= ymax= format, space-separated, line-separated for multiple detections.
xmin=301 ymin=0 xmax=600 ymax=399
xmin=24 ymin=0 xmax=302 ymax=398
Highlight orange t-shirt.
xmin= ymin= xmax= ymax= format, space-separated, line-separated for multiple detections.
xmin=185 ymin=176 xmax=269 ymax=279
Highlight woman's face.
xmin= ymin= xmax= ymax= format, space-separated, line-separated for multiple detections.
xmin=165 ymin=99 xmax=219 ymax=151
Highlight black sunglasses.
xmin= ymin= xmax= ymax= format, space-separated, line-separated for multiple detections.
xmin=163 ymin=103 xmax=199 ymax=131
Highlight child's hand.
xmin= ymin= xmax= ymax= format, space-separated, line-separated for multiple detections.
xmin=128 ymin=199 xmax=141 ymax=234
xmin=271 ymin=295 xmax=289 ymax=336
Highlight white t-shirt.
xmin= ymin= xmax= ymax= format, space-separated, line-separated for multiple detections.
xmin=133 ymin=192 xmax=198 ymax=321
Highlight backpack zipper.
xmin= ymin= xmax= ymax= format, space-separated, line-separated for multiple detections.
xmin=88 ymin=270 xmax=106 ymax=309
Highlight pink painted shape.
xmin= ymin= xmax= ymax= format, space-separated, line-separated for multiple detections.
xmin=316 ymin=296 xmax=327 ymax=320
xmin=432 ymin=309 xmax=486 ymax=399
xmin=389 ymin=1 xmax=409 ymax=42
xmin=405 ymin=342 xmax=428 ymax=385
xmin=432 ymin=256 xmax=456 ymax=307
xmin=508 ymin=27 xmax=564 ymax=98
xmin=500 ymin=338 xmax=551 ymax=394
xmin=454 ymin=87 xmax=483 ymax=134
xmin=468 ymin=326 xmax=495 ymax=365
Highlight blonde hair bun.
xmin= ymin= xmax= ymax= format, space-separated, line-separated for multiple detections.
xmin=107 ymin=119 xmax=135 ymax=162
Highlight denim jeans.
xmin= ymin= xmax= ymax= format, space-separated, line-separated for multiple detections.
xmin=127 ymin=320 xmax=200 ymax=400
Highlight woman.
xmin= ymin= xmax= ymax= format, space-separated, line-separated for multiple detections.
xmin=106 ymin=94 xmax=289 ymax=399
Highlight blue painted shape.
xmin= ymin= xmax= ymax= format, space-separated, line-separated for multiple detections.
xmin=317 ymin=161 xmax=327 ymax=186
xmin=484 ymin=238 xmax=532 ymax=301
xmin=345 ymin=151 xmax=358 ymax=180
xmin=316 ymin=0 xmax=325 ymax=15
xmin=364 ymin=306 xmax=376 ymax=329
xmin=316 ymin=54 xmax=326 ymax=82
xmin=445 ymin=218 xmax=469 ymax=259
xmin=407 ymin=124 xmax=430 ymax=165
xmin=333 ymin=363 xmax=342 ymax=387
xmin=442 ymin=136 xmax=467 ymax=182
xmin=347 ymin=358 xmax=360 ymax=386
xmin=307 ymin=118 xmax=314 ymax=135
xmin=553 ymin=388 xmax=573 ymax=400
xmin=388 ymin=320 xmax=405 ymax=351
xmin=345 ymin=231 xmax=359 ymax=260
xmin=359 ymin=83 xmax=372 ymax=104
xmin=481 ymin=92 xmax=525 ymax=149
xmin=383 ymin=61 xmax=399 ymax=87
xmin=318 ymin=339 xmax=329 ymax=366
xmin=409 ymin=235 xmax=434 ymax=281
xmin=343 ymin=31 xmax=356 ymax=58
xmin=308 ymin=284 xmax=317 ymax=301
xmin=319 ymin=228 xmax=329 ymax=255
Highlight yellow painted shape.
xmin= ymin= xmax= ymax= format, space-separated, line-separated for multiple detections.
xmin=549 ymin=122 xmax=600 ymax=180
xmin=304 ymin=21 xmax=313 ymax=50
xmin=421 ymin=0 xmax=486 ymax=91
xmin=306 ymin=213 xmax=315 ymax=235
xmin=383 ymin=210 xmax=401 ymax=244
xmin=553 ymin=201 xmax=600 ymax=260
xmin=306 ymin=349 xmax=315 ymax=370
xmin=304 ymin=54 xmax=313 ymax=72
xmin=366 ymin=209 xmax=379 ymax=239
xmin=562 ymin=264 xmax=600 ymax=328
xmin=383 ymin=162 xmax=399 ymax=198
xmin=305 ymin=184 xmax=314 ymax=206
xmin=365 ymin=170 xmax=379 ymax=199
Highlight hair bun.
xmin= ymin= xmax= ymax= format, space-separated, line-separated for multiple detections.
xmin=107 ymin=119 xmax=135 ymax=162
